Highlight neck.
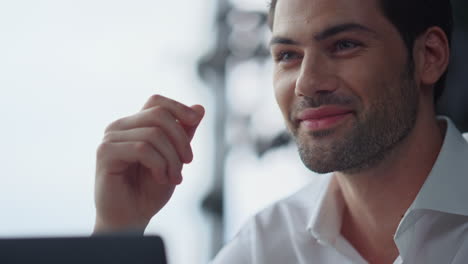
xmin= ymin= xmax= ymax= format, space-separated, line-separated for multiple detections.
xmin=336 ymin=111 xmax=445 ymax=263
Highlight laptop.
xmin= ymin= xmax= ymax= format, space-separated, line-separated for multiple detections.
xmin=0 ymin=235 xmax=167 ymax=264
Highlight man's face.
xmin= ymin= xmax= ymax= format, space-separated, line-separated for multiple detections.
xmin=270 ymin=0 xmax=420 ymax=173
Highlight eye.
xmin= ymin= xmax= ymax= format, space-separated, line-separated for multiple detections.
xmin=333 ymin=40 xmax=362 ymax=52
xmin=273 ymin=51 xmax=301 ymax=63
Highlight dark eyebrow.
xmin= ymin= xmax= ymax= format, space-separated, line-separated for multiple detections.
xmin=269 ymin=23 xmax=376 ymax=47
xmin=269 ymin=36 xmax=299 ymax=47
xmin=314 ymin=23 xmax=376 ymax=41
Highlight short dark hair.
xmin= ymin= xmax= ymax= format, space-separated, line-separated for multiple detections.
xmin=267 ymin=0 xmax=453 ymax=103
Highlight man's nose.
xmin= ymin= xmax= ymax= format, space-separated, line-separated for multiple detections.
xmin=295 ymin=54 xmax=338 ymax=97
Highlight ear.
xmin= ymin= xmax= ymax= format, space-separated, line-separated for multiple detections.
xmin=414 ymin=27 xmax=450 ymax=88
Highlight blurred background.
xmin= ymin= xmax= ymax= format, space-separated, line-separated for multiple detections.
xmin=0 ymin=0 xmax=466 ymax=264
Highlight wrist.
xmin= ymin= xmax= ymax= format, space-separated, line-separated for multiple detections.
xmin=93 ymin=216 xmax=148 ymax=236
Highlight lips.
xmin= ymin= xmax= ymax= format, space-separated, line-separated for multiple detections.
xmin=297 ymin=106 xmax=353 ymax=131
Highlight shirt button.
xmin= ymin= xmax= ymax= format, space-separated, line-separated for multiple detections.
xmin=317 ymin=239 xmax=327 ymax=246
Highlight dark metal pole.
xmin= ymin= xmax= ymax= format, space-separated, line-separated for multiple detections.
xmin=198 ymin=0 xmax=231 ymax=257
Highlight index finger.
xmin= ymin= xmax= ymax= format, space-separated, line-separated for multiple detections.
xmin=142 ymin=94 xmax=200 ymax=126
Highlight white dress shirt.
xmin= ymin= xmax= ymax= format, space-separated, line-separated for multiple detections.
xmin=212 ymin=117 xmax=468 ymax=264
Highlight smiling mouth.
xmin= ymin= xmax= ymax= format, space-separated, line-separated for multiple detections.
xmin=297 ymin=106 xmax=354 ymax=132
xmin=300 ymin=113 xmax=353 ymax=131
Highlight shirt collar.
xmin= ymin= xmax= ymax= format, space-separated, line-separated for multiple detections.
xmin=407 ymin=117 xmax=468 ymax=216
xmin=306 ymin=174 xmax=344 ymax=246
xmin=394 ymin=117 xmax=468 ymax=259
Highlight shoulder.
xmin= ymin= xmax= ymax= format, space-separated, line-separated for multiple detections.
xmin=212 ymin=175 xmax=331 ymax=264
xmin=212 ymin=175 xmax=331 ymax=263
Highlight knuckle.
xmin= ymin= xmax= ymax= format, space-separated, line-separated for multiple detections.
xmin=102 ymin=131 xmax=115 ymax=143
xmin=148 ymin=107 xmax=171 ymax=123
xmin=96 ymin=142 xmax=112 ymax=157
xmin=147 ymin=106 xmax=159 ymax=116
xmin=133 ymin=142 xmax=150 ymax=154
xmin=149 ymin=94 xmax=164 ymax=104
xmin=105 ymin=118 xmax=123 ymax=132
xmin=147 ymin=127 xmax=163 ymax=139
xmin=148 ymin=106 xmax=165 ymax=117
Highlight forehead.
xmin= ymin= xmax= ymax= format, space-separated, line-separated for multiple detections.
xmin=273 ymin=0 xmax=387 ymax=36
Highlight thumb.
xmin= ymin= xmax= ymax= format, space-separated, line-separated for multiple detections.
xmin=184 ymin=105 xmax=205 ymax=141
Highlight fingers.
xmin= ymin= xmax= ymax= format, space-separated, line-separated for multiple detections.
xmin=97 ymin=141 xmax=174 ymax=184
xmin=103 ymin=127 xmax=183 ymax=184
xmin=100 ymin=95 xmax=205 ymax=185
xmin=106 ymin=107 xmax=194 ymax=163
xmin=185 ymin=105 xmax=205 ymax=141
xmin=141 ymin=94 xmax=202 ymax=127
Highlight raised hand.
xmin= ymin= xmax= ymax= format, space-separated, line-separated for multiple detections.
xmin=94 ymin=95 xmax=205 ymax=234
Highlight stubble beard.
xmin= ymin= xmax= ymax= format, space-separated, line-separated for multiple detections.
xmin=293 ymin=63 xmax=419 ymax=174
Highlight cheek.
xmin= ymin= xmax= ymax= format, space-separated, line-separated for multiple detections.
xmin=273 ymin=69 xmax=297 ymax=120
xmin=340 ymin=68 xmax=372 ymax=104
xmin=344 ymin=47 xmax=409 ymax=107
xmin=338 ymin=59 xmax=390 ymax=109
